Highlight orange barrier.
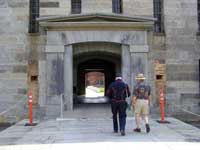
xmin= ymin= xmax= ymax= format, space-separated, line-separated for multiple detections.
xmin=25 ymin=91 xmax=37 ymax=126
xmin=29 ymin=92 xmax=33 ymax=125
xmin=159 ymin=88 xmax=165 ymax=123
xmin=156 ymin=88 xmax=170 ymax=124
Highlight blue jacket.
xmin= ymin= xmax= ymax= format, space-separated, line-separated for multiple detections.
xmin=106 ymin=79 xmax=130 ymax=102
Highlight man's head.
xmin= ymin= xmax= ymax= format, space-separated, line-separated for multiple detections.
xmin=115 ymin=73 xmax=122 ymax=80
xmin=135 ymin=73 xmax=146 ymax=82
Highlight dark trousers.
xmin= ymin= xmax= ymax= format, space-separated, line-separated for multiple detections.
xmin=111 ymin=101 xmax=127 ymax=132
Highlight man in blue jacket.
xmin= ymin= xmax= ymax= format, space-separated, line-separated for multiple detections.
xmin=106 ymin=73 xmax=130 ymax=136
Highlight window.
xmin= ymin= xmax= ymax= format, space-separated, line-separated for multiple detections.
xmin=153 ymin=0 xmax=164 ymax=33
xmin=198 ymin=0 xmax=200 ymax=31
xmin=71 ymin=0 xmax=81 ymax=14
xmin=112 ymin=0 xmax=123 ymax=14
xmin=29 ymin=0 xmax=39 ymax=33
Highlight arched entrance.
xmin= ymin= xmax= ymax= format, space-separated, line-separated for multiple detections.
xmin=73 ymin=42 xmax=121 ymax=103
xmin=40 ymin=14 xmax=153 ymax=117
xmin=77 ymin=59 xmax=115 ymax=98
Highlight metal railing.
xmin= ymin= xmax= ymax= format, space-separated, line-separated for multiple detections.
xmin=60 ymin=94 xmax=64 ymax=119
xmin=0 ymin=101 xmax=27 ymax=122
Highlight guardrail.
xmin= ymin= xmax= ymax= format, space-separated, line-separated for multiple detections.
xmin=0 ymin=101 xmax=27 ymax=123
xmin=60 ymin=94 xmax=64 ymax=118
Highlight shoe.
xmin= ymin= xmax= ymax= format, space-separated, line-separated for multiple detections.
xmin=121 ymin=130 xmax=125 ymax=136
xmin=114 ymin=130 xmax=118 ymax=133
xmin=146 ymin=124 xmax=150 ymax=133
xmin=133 ymin=128 xmax=141 ymax=132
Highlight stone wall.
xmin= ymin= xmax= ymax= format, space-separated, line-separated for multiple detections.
xmin=40 ymin=0 xmax=71 ymax=16
xmin=39 ymin=0 xmax=153 ymax=16
xmin=0 ymin=0 xmax=200 ymax=120
xmin=164 ymin=0 xmax=200 ymax=115
xmin=0 ymin=0 xmax=29 ymax=122
xmin=123 ymin=0 xmax=153 ymax=16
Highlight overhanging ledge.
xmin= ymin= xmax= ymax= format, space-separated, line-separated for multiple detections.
xmin=37 ymin=13 xmax=156 ymax=30
xmin=39 ymin=22 xmax=154 ymax=30
xmin=37 ymin=13 xmax=157 ymax=22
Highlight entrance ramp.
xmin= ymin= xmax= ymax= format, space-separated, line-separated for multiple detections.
xmin=77 ymin=96 xmax=109 ymax=103
xmin=0 ymin=117 xmax=200 ymax=148
xmin=61 ymin=103 xmax=112 ymax=119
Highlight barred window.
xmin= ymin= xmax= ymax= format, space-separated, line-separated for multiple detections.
xmin=198 ymin=0 xmax=200 ymax=31
xmin=153 ymin=0 xmax=164 ymax=33
xmin=71 ymin=0 xmax=81 ymax=14
xmin=112 ymin=0 xmax=123 ymax=14
xmin=29 ymin=0 xmax=39 ymax=33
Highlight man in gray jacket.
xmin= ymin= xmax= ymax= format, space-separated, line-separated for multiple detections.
xmin=132 ymin=73 xmax=151 ymax=133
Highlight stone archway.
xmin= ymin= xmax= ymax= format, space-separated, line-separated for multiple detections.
xmin=77 ymin=59 xmax=116 ymax=96
xmin=73 ymin=42 xmax=121 ymax=94
xmin=40 ymin=32 xmax=150 ymax=117
xmin=72 ymin=42 xmax=121 ymax=103
xmin=38 ymin=13 xmax=154 ymax=117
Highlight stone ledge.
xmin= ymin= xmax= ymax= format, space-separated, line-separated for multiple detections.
xmin=40 ymin=2 xmax=59 ymax=8
xmin=45 ymin=45 xmax=64 ymax=53
xmin=196 ymin=32 xmax=200 ymax=36
xmin=153 ymin=32 xmax=165 ymax=36
xmin=130 ymin=45 xmax=149 ymax=53
xmin=180 ymin=93 xmax=200 ymax=99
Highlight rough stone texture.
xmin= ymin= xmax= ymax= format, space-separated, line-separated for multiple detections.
xmin=166 ymin=69 xmax=199 ymax=81
xmin=0 ymin=0 xmax=7 ymax=8
xmin=39 ymin=0 xmax=153 ymax=16
xmin=123 ymin=0 xmax=153 ymax=16
xmin=165 ymin=0 xmax=198 ymax=64
xmin=47 ymin=31 xmax=147 ymax=46
xmin=82 ymin=0 xmax=112 ymax=13
xmin=73 ymin=42 xmax=121 ymax=86
xmin=64 ymin=45 xmax=73 ymax=110
xmin=46 ymin=53 xmax=64 ymax=96
xmin=12 ymin=65 xmax=27 ymax=73
xmin=0 ymin=0 xmax=29 ymax=122
xmin=40 ymin=2 xmax=59 ymax=8
xmin=122 ymin=44 xmax=131 ymax=89
xmin=45 ymin=29 xmax=150 ymax=115
xmin=40 ymin=0 xmax=71 ymax=16
xmin=1 ymin=0 xmax=200 ymax=120
xmin=180 ymin=93 xmax=200 ymax=114
xmin=8 ymin=1 xmax=28 ymax=8
xmin=38 ymin=61 xmax=46 ymax=107
xmin=164 ymin=0 xmax=200 ymax=115
xmin=73 ymin=42 xmax=121 ymax=56
xmin=45 ymin=53 xmax=64 ymax=118
xmin=131 ymin=52 xmax=148 ymax=86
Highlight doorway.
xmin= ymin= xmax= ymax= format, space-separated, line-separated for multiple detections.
xmin=85 ymin=70 xmax=105 ymax=98
xmin=76 ymin=58 xmax=116 ymax=103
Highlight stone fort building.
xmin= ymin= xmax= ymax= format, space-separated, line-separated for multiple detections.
xmin=0 ymin=0 xmax=199 ymax=120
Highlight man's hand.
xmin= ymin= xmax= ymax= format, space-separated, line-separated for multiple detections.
xmin=148 ymin=95 xmax=151 ymax=106
xmin=132 ymin=96 xmax=137 ymax=106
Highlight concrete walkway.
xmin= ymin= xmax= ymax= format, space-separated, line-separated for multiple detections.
xmin=0 ymin=116 xmax=199 ymax=150
xmin=0 ymin=104 xmax=199 ymax=149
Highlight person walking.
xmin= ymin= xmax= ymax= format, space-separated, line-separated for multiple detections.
xmin=132 ymin=73 xmax=151 ymax=133
xmin=106 ymin=73 xmax=130 ymax=136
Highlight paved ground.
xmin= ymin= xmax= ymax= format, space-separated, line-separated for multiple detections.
xmin=0 ymin=104 xmax=199 ymax=150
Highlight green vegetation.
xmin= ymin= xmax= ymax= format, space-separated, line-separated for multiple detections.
xmin=98 ymin=87 xmax=105 ymax=93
